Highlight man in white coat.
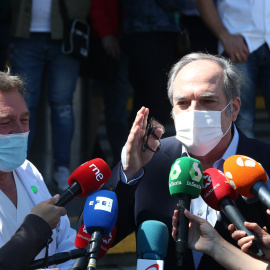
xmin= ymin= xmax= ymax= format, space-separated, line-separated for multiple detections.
xmin=0 ymin=69 xmax=76 ymax=269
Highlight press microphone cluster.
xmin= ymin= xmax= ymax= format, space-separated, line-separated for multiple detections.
xmin=202 ymin=168 xmax=264 ymax=257
xmin=136 ymin=220 xmax=169 ymax=270
xmin=168 ymin=157 xmax=203 ymax=267
xmin=56 ymin=158 xmax=111 ymax=207
xmin=224 ymin=155 xmax=270 ymax=208
xmin=28 ymin=159 xmax=112 ymax=269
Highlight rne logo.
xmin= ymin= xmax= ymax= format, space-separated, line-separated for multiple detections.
xmin=89 ymin=164 xmax=104 ymax=181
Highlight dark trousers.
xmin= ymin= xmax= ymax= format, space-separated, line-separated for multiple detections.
xmin=123 ymin=32 xmax=178 ymax=125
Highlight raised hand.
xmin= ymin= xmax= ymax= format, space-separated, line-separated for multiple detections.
xmin=122 ymin=107 xmax=164 ymax=181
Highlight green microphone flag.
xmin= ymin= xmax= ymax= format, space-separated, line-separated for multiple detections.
xmin=169 ymin=157 xmax=203 ymax=199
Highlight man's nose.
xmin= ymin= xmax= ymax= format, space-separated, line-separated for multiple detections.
xmin=189 ymin=101 xmax=201 ymax=111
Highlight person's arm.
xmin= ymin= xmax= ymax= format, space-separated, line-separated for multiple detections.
xmin=0 ymin=195 xmax=66 ymax=270
xmin=89 ymin=0 xmax=121 ymax=60
xmin=172 ymin=210 xmax=270 ymax=270
xmin=229 ymin=209 xmax=270 ymax=261
xmin=196 ymin=0 xmax=249 ymax=62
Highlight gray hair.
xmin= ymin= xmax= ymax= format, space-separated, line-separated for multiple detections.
xmin=0 ymin=68 xmax=26 ymax=94
xmin=167 ymin=53 xmax=242 ymax=116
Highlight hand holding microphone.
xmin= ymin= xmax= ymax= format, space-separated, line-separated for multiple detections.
xmin=223 ymin=155 xmax=270 ymax=208
xmin=169 ymin=157 xmax=203 ymax=267
xmin=56 ymin=158 xmax=111 ymax=206
xmin=30 ymin=194 xmax=66 ymax=229
xmin=175 ymin=209 xmax=223 ymax=255
xmin=202 ymin=168 xmax=264 ymax=257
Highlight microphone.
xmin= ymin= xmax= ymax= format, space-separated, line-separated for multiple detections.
xmin=71 ymin=224 xmax=116 ymax=270
xmin=56 ymin=158 xmax=111 ymax=206
xmin=223 ymin=155 xmax=270 ymax=208
xmin=28 ymin=248 xmax=89 ymax=269
xmin=74 ymin=222 xmax=116 ymax=258
xmin=168 ymin=157 xmax=203 ymax=267
xmin=136 ymin=220 xmax=169 ymax=270
xmin=83 ymin=190 xmax=118 ymax=270
xmin=202 ymin=168 xmax=264 ymax=257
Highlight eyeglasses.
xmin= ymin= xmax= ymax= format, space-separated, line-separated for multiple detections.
xmin=142 ymin=117 xmax=165 ymax=153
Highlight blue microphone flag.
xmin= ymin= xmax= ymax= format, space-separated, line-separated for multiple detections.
xmin=83 ymin=190 xmax=118 ymax=237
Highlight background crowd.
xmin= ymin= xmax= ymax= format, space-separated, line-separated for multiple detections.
xmin=2 ymin=0 xmax=269 ymax=193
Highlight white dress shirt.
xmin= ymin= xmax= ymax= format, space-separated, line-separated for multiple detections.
xmin=217 ymin=0 xmax=270 ymax=53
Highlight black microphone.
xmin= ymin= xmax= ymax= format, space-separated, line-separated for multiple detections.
xmin=70 ymin=256 xmax=89 ymax=270
xmin=28 ymin=248 xmax=88 ymax=269
xmin=168 ymin=157 xmax=203 ymax=267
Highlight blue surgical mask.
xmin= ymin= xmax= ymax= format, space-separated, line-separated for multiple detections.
xmin=0 ymin=131 xmax=29 ymax=172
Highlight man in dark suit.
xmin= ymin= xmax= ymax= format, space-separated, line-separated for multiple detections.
xmin=103 ymin=52 xmax=270 ymax=270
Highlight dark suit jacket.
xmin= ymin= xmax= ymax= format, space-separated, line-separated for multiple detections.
xmin=104 ymin=128 xmax=270 ymax=270
xmin=0 ymin=214 xmax=52 ymax=270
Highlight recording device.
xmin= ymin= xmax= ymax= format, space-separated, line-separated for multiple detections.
xmin=224 ymin=155 xmax=270 ymax=208
xmin=56 ymin=158 xmax=111 ymax=206
xmin=136 ymin=220 xmax=169 ymax=270
xmin=202 ymin=168 xmax=264 ymax=257
xmin=83 ymin=190 xmax=118 ymax=270
xmin=168 ymin=157 xmax=203 ymax=267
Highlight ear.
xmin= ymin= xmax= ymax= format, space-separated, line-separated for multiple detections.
xmin=231 ymin=97 xmax=241 ymax=122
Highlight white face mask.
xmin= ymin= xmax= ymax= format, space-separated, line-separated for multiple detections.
xmin=0 ymin=131 xmax=29 ymax=172
xmin=175 ymin=101 xmax=232 ymax=156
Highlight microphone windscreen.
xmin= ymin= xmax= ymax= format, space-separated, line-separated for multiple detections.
xmin=83 ymin=190 xmax=118 ymax=238
xmin=68 ymin=158 xmax=111 ymax=198
xmin=75 ymin=223 xmax=91 ymax=249
xmin=202 ymin=168 xmax=238 ymax=211
xmin=99 ymin=226 xmax=117 ymax=259
xmin=223 ymin=155 xmax=267 ymax=197
xmin=169 ymin=157 xmax=203 ymax=199
xmin=137 ymin=220 xmax=168 ymax=260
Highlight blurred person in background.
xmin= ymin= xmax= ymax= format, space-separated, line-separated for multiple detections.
xmin=9 ymin=0 xmax=90 ymax=191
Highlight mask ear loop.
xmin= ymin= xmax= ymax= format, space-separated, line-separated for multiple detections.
xmin=221 ymin=99 xmax=232 ymax=113
xmin=221 ymin=100 xmax=233 ymax=137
